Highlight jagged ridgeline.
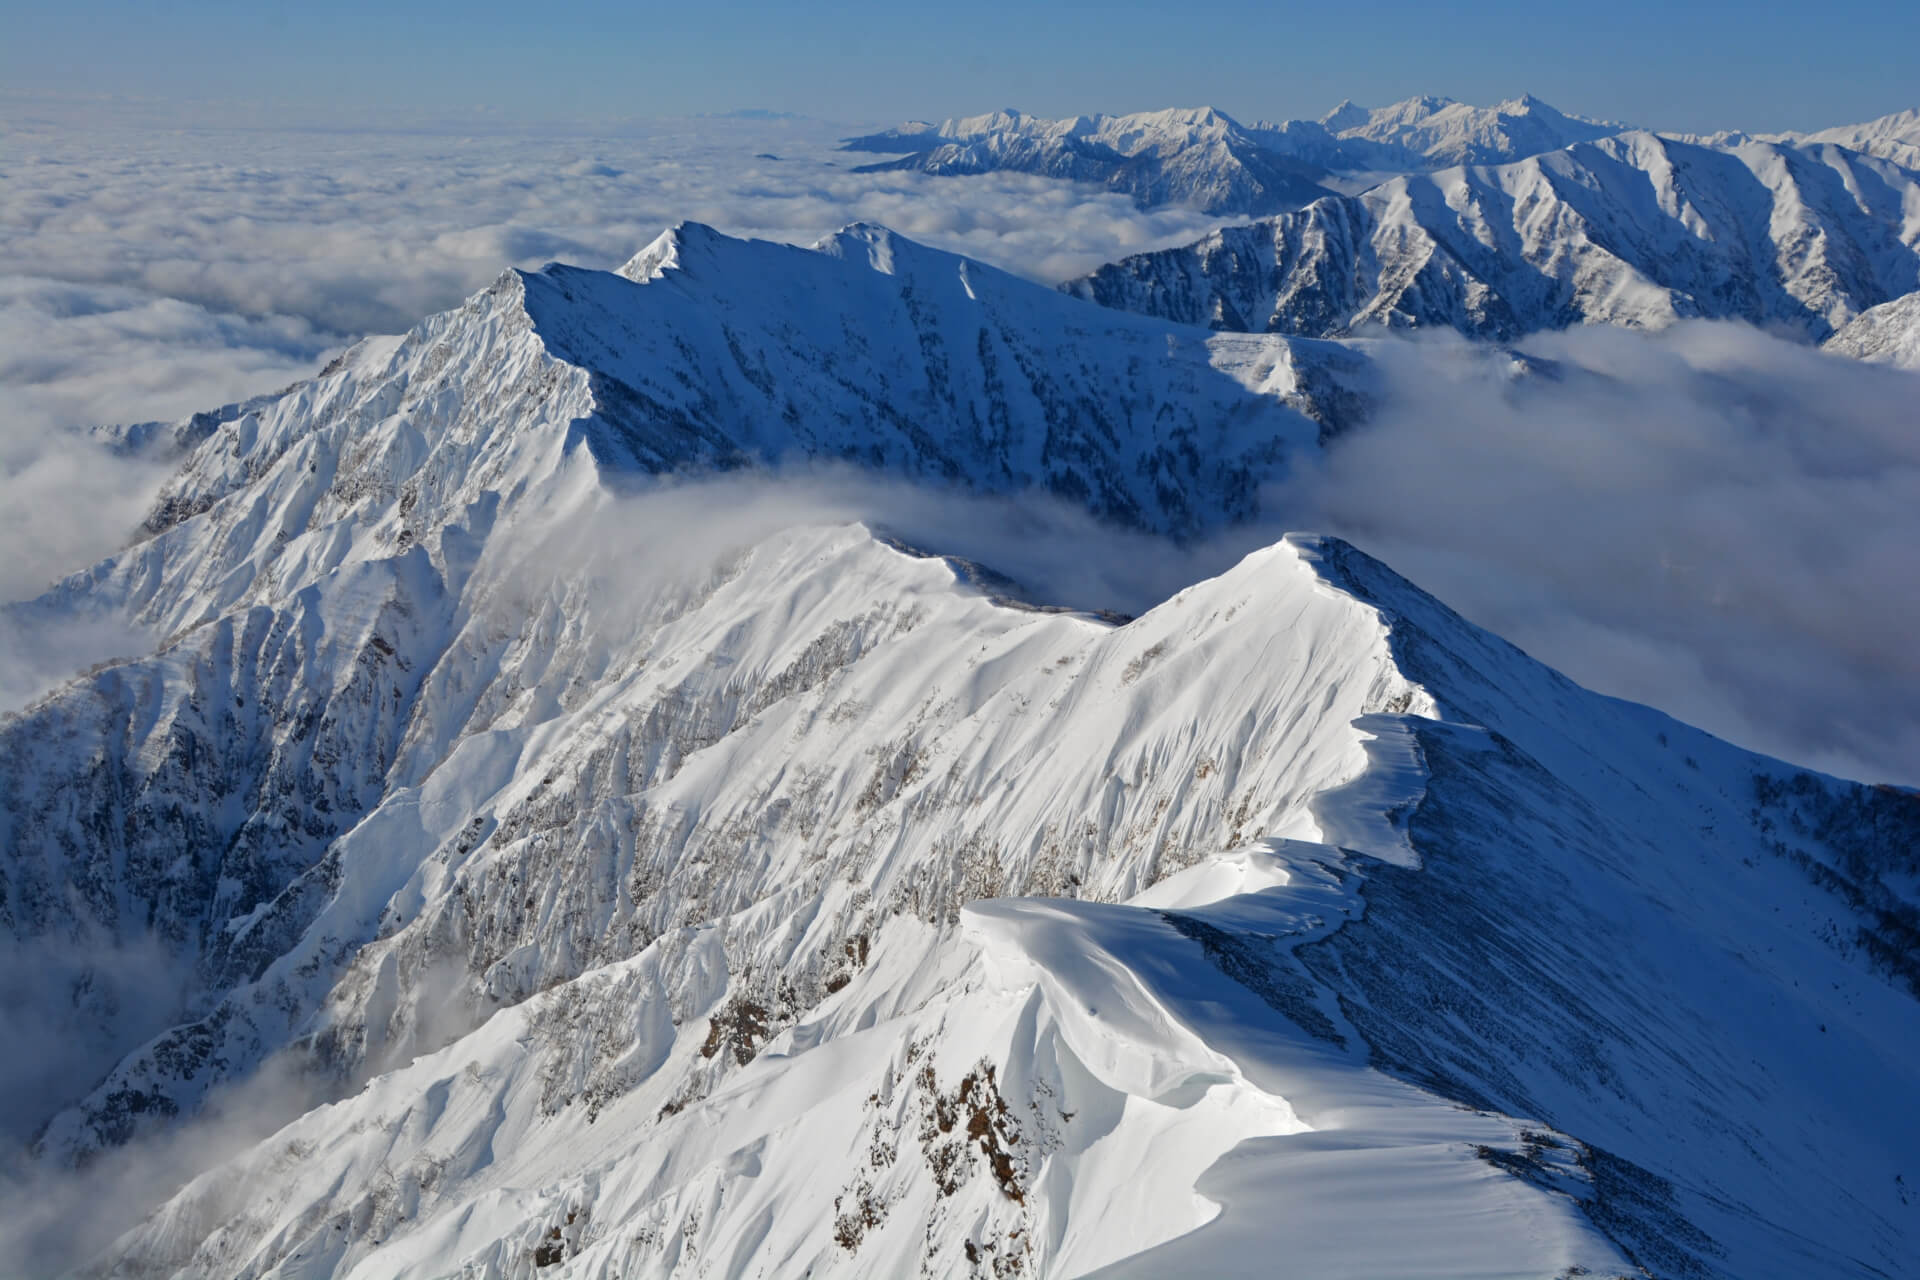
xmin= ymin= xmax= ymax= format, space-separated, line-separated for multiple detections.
xmin=1 ymin=219 xmax=1916 ymax=1279
xmin=837 ymin=96 xmax=1634 ymax=215
xmin=1066 ymin=132 xmax=1920 ymax=340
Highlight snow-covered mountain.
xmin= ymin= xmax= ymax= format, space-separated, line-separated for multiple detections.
xmin=1 ymin=221 xmax=1368 ymax=1175
xmin=1674 ymin=106 xmax=1920 ymax=171
xmin=1799 ymin=107 xmax=1920 ymax=167
xmin=1064 ymin=131 xmax=1920 ymax=339
xmin=839 ymin=97 xmax=1634 ymax=216
xmin=839 ymin=107 xmax=1338 ymax=215
xmin=5 ymin=220 xmax=1919 ymax=1279
xmin=1256 ymin=93 xmax=1628 ymax=170
xmin=1824 ymin=288 xmax=1920 ymax=367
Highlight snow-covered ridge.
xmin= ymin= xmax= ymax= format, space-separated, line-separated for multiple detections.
xmin=4 ymin=217 xmax=1370 ymax=1172
xmin=1823 ymin=287 xmax=1920 ymax=367
xmin=25 ymin=513 xmax=1920 ymax=1278
xmin=5 ymin=216 xmax=1919 ymax=1278
xmin=1672 ymin=105 xmax=1920 ymax=170
xmin=94 ymin=217 xmax=1364 ymax=598
xmin=1801 ymin=106 xmax=1920 ymax=167
xmin=1064 ymin=130 xmax=1920 ymax=339
xmin=1253 ymin=91 xmax=1629 ymax=170
xmin=839 ymin=105 xmax=1336 ymax=215
xmin=838 ymin=95 xmax=1634 ymax=215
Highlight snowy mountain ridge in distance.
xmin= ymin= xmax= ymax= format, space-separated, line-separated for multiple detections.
xmin=1065 ymin=130 xmax=1920 ymax=340
xmin=839 ymin=105 xmax=1339 ymax=216
xmin=1670 ymin=105 xmax=1920 ymax=170
xmin=1252 ymin=92 xmax=1629 ymax=169
xmin=2 ymin=221 xmax=1917 ymax=1279
xmin=1824 ymin=287 xmax=1920 ymax=367
xmin=839 ymin=95 xmax=1635 ymax=215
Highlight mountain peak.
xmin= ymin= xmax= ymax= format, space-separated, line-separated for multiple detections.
xmin=811 ymin=219 xmax=905 ymax=271
xmin=944 ymin=106 xmax=1031 ymax=136
xmin=615 ymin=220 xmax=734 ymax=283
xmin=1383 ymin=93 xmax=1458 ymax=118
xmin=1320 ymin=98 xmax=1370 ymax=131
xmin=1495 ymin=92 xmax=1557 ymax=116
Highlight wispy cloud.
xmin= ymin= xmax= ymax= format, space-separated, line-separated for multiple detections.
xmin=1275 ymin=323 xmax=1920 ymax=785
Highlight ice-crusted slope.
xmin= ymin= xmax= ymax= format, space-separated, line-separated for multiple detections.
xmin=1065 ymin=131 xmax=1920 ymax=339
xmin=1824 ymin=287 xmax=1920 ymax=367
xmin=840 ymin=107 xmax=1337 ymax=215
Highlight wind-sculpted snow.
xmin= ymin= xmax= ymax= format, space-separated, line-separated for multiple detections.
xmin=27 ymin=525 xmax=1918 ymax=1279
xmin=1066 ymin=131 xmax=1920 ymax=340
xmin=4 ymin=220 xmax=1918 ymax=1278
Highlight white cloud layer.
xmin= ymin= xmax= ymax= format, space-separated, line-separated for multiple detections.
xmin=3 ymin=114 xmax=1917 ymax=790
xmin=1271 ymin=324 xmax=1920 ymax=787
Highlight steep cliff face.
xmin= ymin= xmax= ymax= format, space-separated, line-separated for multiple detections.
xmin=1065 ymin=133 xmax=1920 ymax=340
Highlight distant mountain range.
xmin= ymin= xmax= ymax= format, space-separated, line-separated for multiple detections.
xmin=839 ymin=95 xmax=1631 ymax=214
xmin=1675 ymin=106 xmax=1920 ymax=169
xmin=842 ymin=98 xmax=1920 ymax=254
xmin=1259 ymin=92 xmax=1628 ymax=169
xmin=1064 ymin=131 xmax=1920 ymax=340
xmin=840 ymin=106 xmax=1340 ymax=215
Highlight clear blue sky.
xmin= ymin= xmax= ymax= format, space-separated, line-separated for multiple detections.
xmin=3 ymin=0 xmax=1914 ymax=134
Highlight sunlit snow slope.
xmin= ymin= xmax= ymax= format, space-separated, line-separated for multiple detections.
xmin=839 ymin=106 xmax=1338 ymax=215
xmin=1066 ymin=132 xmax=1920 ymax=339
xmin=1 ymin=222 xmax=1916 ymax=1280
xmin=2 ymin=220 xmax=1361 ymax=1173
xmin=1824 ymin=287 xmax=1920 ymax=367
xmin=837 ymin=96 xmax=1631 ymax=215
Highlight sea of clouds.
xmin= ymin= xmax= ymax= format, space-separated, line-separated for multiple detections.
xmin=3 ymin=101 xmax=1918 ymax=793
xmin=0 ymin=107 xmax=1228 ymax=603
